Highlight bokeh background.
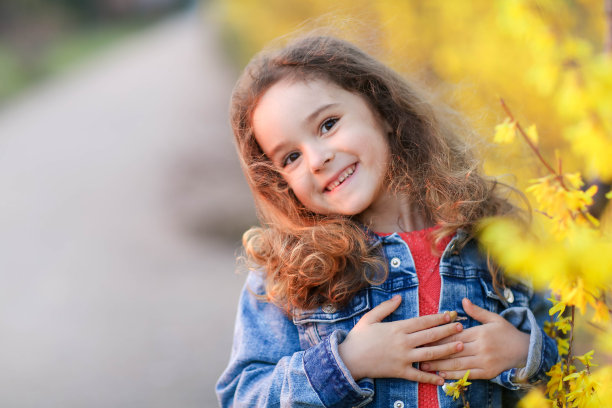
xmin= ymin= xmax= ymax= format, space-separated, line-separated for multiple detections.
xmin=1 ymin=0 xmax=610 ymax=407
xmin=0 ymin=1 xmax=254 ymax=407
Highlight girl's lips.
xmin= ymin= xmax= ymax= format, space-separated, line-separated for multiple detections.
xmin=324 ymin=163 xmax=357 ymax=192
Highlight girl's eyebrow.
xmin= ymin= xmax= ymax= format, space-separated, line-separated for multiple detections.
xmin=304 ymin=103 xmax=339 ymax=125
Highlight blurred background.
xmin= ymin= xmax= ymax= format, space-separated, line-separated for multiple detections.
xmin=0 ymin=0 xmax=610 ymax=407
xmin=0 ymin=1 xmax=255 ymax=407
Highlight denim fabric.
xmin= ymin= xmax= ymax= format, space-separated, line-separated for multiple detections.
xmin=216 ymin=231 xmax=559 ymax=407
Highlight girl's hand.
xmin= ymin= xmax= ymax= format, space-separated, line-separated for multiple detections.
xmin=420 ymin=298 xmax=530 ymax=380
xmin=338 ymin=295 xmax=464 ymax=384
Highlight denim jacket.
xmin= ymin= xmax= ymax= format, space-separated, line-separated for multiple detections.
xmin=216 ymin=230 xmax=558 ymax=407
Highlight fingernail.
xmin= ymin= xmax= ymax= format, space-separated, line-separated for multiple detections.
xmin=437 ymin=379 xmax=444 ymax=386
xmin=449 ymin=311 xmax=458 ymax=321
xmin=421 ymin=363 xmax=430 ymax=370
xmin=440 ymin=372 xmax=447 ymax=378
xmin=456 ymin=342 xmax=463 ymax=351
xmin=455 ymin=323 xmax=463 ymax=331
xmin=443 ymin=311 xmax=450 ymax=322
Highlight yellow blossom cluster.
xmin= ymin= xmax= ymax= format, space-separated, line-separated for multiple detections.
xmin=479 ymin=166 xmax=610 ymax=407
xmin=479 ymin=219 xmax=611 ymax=317
xmin=521 ymin=365 xmax=612 ymax=407
xmin=526 ymin=172 xmax=598 ymax=238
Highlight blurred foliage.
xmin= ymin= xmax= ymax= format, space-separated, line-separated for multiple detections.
xmin=0 ymin=0 xmax=193 ymax=105
xmin=216 ymin=0 xmax=612 ymax=406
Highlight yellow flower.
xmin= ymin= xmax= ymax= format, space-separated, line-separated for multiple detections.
xmin=565 ymin=173 xmax=584 ymax=190
xmin=575 ymin=350 xmax=597 ymax=369
xmin=543 ymin=320 xmax=555 ymax=337
xmin=443 ymin=370 xmax=471 ymax=401
xmin=494 ymin=118 xmax=517 ymax=144
xmin=557 ymin=337 xmax=570 ymax=356
xmin=564 ymin=370 xmax=599 ymax=407
xmin=546 ymin=362 xmax=566 ymax=399
xmin=561 ymin=278 xmax=593 ymax=314
xmin=526 ymin=172 xmax=598 ymax=238
xmin=554 ymin=316 xmax=572 ymax=334
xmin=548 ymin=296 xmax=567 ymax=317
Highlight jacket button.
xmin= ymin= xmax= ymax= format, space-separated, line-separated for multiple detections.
xmin=390 ymin=257 xmax=401 ymax=268
xmin=322 ymin=303 xmax=336 ymax=314
xmin=393 ymin=401 xmax=404 ymax=408
xmin=504 ymin=287 xmax=514 ymax=303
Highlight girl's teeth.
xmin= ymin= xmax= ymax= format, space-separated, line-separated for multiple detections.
xmin=326 ymin=165 xmax=355 ymax=191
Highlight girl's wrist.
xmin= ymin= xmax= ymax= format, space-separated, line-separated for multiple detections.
xmin=338 ymin=340 xmax=365 ymax=381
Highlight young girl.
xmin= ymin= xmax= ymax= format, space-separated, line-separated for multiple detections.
xmin=216 ymin=36 xmax=558 ymax=407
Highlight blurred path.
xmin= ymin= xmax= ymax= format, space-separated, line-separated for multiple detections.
xmin=0 ymin=8 xmax=253 ymax=408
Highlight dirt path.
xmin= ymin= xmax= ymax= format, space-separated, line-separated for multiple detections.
xmin=0 ymin=9 xmax=252 ymax=407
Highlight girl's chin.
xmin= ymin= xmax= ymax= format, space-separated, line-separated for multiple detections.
xmin=329 ymin=203 xmax=371 ymax=218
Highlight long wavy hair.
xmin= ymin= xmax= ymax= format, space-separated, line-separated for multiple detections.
xmin=231 ymin=35 xmax=520 ymax=315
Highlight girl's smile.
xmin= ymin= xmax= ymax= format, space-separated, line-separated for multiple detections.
xmin=251 ymin=78 xmax=391 ymax=218
xmin=324 ymin=163 xmax=356 ymax=193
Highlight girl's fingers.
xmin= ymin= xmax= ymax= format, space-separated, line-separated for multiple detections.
xmin=420 ymin=355 xmax=477 ymax=372
xmin=410 ymin=322 xmax=464 ymax=347
xmin=409 ymin=341 xmax=464 ymax=363
xmin=359 ymin=295 xmax=402 ymax=324
xmin=396 ymin=311 xmax=457 ymax=333
xmin=425 ymin=333 xmax=459 ymax=347
xmin=404 ymin=366 xmax=445 ymax=386
xmin=425 ymin=327 xmax=478 ymax=346
xmin=439 ymin=368 xmax=487 ymax=380
xmin=462 ymin=298 xmax=499 ymax=324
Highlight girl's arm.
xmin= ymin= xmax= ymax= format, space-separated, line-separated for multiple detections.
xmin=420 ymin=297 xmax=559 ymax=389
xmin=216 ymin=272 xmax=464 ymax=407
xmin=216 ymin=271 xmax=373 ymax=408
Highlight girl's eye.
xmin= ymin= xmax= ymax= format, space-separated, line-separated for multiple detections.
xmin=282 ymin=152 xmax=301 ymax=167
xmin=320 ymin=118 xmax=338 ymax=134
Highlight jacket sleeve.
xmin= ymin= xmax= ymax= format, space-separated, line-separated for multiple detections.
xmin=491 ymin=291 xmax=559 ymax=389
xmin=215 ymin=271 xmax=374 ymax=408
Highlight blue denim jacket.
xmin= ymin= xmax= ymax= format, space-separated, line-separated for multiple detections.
xmin=216 ymin=231 xmax=558 ymax=407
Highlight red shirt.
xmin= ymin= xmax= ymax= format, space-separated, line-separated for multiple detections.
xmin=379 ymin=227 xmax=451 ymax=408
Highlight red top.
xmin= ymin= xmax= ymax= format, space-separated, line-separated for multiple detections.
xmin=379 ymin=227 xmax=451 ymax=408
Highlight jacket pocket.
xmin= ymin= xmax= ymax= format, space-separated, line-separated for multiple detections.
xmin=479 ymin=277 xmax=532 ymax=310
xmin=293 ymin=291 xmax=370 ymax=345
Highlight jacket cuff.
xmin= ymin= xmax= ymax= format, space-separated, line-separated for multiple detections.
xmin=303 ymin=330 xmax=374 ymax=408
xmin=492 ymin=307 xmax=558 ymax=389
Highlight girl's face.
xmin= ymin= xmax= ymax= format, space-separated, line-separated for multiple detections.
xmin=252 ymin=78 xmax=391 ymax=217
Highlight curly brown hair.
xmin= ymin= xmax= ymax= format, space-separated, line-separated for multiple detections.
xmin=230 ymin=35 xmax=520 ymax=315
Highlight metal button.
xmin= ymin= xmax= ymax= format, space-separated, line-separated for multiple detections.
xmin=322 ymin=303 xmax=336 ymax=314
xmin=390 ymin=257 xmax=401 ymax=268
xmin=393 ymin=401 xmax=404 ymax=408
xmin=504 ymin=287 xmax=514 ymax=303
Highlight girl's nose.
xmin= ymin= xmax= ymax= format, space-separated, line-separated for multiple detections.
xmin=307 ymin=149 xmax=335 ymax=173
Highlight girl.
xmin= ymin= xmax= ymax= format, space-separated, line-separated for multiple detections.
xmin=216 ymin=36 xmax=558 ymax=407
